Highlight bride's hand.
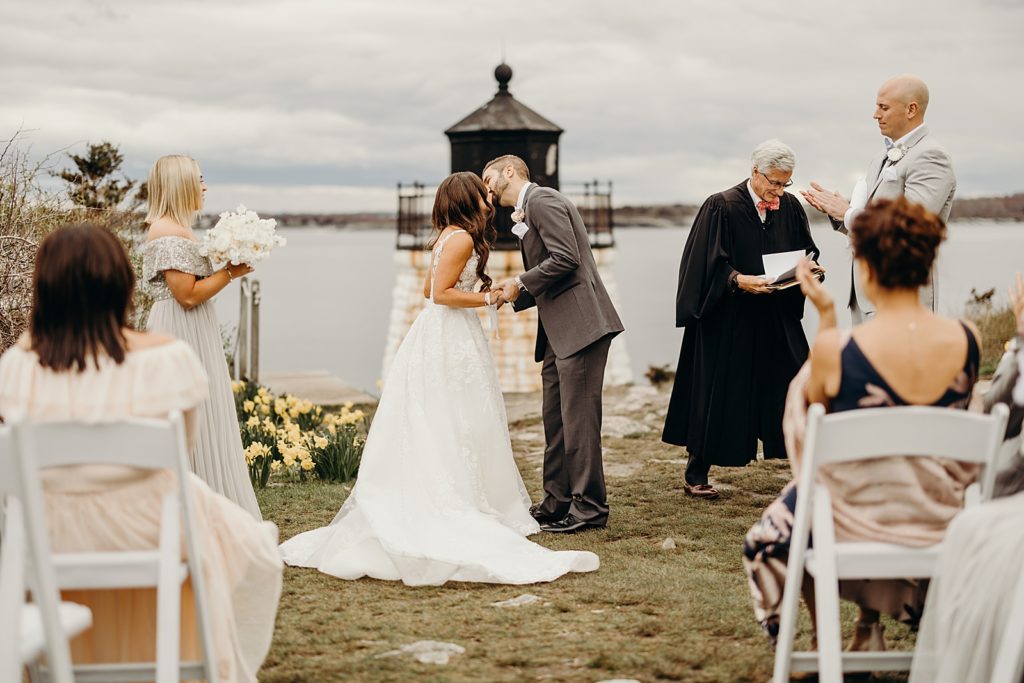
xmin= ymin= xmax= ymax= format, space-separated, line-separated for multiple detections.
xmin=491 ymin=289 xmax=508 ymax=309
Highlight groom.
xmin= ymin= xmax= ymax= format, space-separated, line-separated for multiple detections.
xmin=482 ymin=155 xmax=624 ymax=533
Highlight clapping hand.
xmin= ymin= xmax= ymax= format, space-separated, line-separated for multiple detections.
xmin=801 ymin=182 xmax=850 ymax=221
xmin=1009 ymin=272 xmax=1024 ymax=338
xmin=796 ymin=257 xmax=829 ymax=307
xmin=796 ymin=256 xmax=836 ymax=329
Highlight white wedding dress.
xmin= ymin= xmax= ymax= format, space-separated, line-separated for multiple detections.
xmin=279 ymin=229 xmax=599 ymax=586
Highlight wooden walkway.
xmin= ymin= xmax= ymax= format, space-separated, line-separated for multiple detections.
xmin=260 ymin=371 xmax=377 ymax=406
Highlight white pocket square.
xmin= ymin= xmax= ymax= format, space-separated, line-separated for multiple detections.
xmin=511 ymin=222 xmax=529 ymax=239
xmin=880 ymin=167 xmax=899 ymax=182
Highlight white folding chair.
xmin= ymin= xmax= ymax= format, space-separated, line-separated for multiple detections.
xmin=773 ymin=403 xmax=1009 ymax=683
xmin=14 ymin=412 xmax=218 ymax=683
xmin=0 ymin=425 xmax=91 ymax=683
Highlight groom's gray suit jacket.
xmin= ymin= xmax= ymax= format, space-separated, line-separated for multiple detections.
xmin=513 ymin=185 xmax=623 ymax=361
xmin=831 ymin=124 xmax=955 ymax=314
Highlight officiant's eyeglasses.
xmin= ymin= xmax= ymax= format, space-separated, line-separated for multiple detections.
xmin=756 ymin=169 xmax=794 ymax=190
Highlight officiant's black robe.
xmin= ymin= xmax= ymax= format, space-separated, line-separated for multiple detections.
xmin=662 ymin=181 xmax=819 ymax=467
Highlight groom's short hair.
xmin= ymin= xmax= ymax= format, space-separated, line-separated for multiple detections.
xmin=483 ymin=155 xmax=530 ymax=181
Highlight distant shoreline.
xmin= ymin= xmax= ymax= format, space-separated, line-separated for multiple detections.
xmin=201 ymin=192 xmax=1024 ymax=229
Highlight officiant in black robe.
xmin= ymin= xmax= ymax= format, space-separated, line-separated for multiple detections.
xmin=662 ymin=141 xmax=819 ymax=499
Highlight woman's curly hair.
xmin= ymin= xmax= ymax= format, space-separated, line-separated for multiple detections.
xmin=851 ymin=196 xmax=947 ymax=289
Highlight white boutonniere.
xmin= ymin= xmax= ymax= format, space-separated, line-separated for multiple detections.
xmin=886 ymin=144 xmax=907 ymax=163
xmin=511 ymin=208 xmax=525 ymax=223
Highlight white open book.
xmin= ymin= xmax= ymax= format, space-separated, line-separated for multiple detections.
xmin=761 ymin=250 xmax=824 ymax=291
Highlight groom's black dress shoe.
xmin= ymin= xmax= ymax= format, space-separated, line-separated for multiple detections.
xmin=529 ymin=504 xmax=566 ymax=524
xmin=539 ymin=514 xmax=605 ymax=534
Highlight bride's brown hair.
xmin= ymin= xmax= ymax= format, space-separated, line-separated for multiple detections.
xmin=430 ymin=172 xmax=497 ymax=291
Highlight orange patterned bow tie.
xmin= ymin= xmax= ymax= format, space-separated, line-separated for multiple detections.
xmin=757 ymin=199 xmax=780 ymax=212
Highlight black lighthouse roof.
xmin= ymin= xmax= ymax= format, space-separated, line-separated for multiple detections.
xmin=445 ymin=63 xmax=562 ymax=134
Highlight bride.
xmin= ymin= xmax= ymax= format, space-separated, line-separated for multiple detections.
xmin=279 ymin=172 xmax=599 ymax=586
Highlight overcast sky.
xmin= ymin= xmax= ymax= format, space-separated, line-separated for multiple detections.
xmin=3 ymin=0 xmax=1022 ymax=213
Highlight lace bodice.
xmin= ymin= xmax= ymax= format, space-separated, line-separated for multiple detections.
xmin=141 ymin=236 xmax=214 ymax=302
xmin=430 ymin=229 xmax=479 ymax=300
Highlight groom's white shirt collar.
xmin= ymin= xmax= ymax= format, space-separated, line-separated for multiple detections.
xmin=884 ymin=123 xmax=926 ymax=149
xmin=514 ymin=182 xmax=533 ymax=212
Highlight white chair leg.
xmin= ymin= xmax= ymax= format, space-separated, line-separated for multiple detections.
xmin=155 ymin=494 xmax=181 ymax=683
xmin=812 ymin=493 xmax=843 ymax=683
xmin=773 ymin=498 xmax=811 ymax=681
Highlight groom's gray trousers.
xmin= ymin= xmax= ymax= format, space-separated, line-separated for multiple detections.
xmin=537 ymin=333 xmax=613 ymax=525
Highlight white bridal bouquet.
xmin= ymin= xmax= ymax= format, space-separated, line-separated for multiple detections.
xmin=200 ymin=205 xmax=287 ymax=266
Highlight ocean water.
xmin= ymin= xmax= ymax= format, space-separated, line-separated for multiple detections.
xmin=213 ymin=220 xmax=1024 ymax=393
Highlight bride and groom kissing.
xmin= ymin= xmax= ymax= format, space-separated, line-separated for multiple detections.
xmin=279 ymin=155 xmax=624 ymax=586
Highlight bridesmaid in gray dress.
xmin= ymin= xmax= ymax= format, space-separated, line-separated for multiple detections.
xmin=141 ymin=154 xmax=261 ymax=519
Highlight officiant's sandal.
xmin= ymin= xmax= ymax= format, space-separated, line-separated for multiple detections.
xmin=683 ymin=483 xmax=720 ymax=500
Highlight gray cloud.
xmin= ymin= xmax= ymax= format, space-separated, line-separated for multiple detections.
xmin=3 ymin=0 xmax=1022 ymax=212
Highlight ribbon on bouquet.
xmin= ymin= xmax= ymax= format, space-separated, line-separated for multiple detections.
xmin=484 ymin=291 xmax=501 ymax=340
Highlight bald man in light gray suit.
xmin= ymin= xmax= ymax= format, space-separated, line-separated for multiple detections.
xmin=804 ymin=75 xmax=956 ymax=321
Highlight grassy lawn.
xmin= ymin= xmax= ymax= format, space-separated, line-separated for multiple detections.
xmin=256 ymin=386 xmax=912 ymax=682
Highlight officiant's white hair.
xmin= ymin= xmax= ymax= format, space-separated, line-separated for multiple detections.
xmin=751 ymin=140 xmax=796 ymax=173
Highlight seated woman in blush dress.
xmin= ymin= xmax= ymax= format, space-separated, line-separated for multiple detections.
xmin=0 ymin=224 xmax=282 ymax=683
xmin=742 ymin=197 xmax=981 ymax=651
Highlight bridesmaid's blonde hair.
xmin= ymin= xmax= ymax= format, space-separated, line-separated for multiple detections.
xmin=145 ymin=155 xmax=203 ymax=227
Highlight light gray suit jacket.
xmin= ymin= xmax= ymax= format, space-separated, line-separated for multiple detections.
xmin=831 ymin=124 xmax=956 ymax=314
xmin=512 ymin=185 xmax=624 ymax=361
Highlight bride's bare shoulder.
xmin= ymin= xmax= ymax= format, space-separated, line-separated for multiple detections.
xmin=441 ymin=230 xmax=473 ymax=253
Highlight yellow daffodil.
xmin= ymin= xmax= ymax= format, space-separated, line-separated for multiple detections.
xmin=243 ymin=399 xmax=255 ymax=413
xmin=314 ymin=435 xmax=328 ymax=449
xmin=246 ymin=415 xmax=260 ymax=428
